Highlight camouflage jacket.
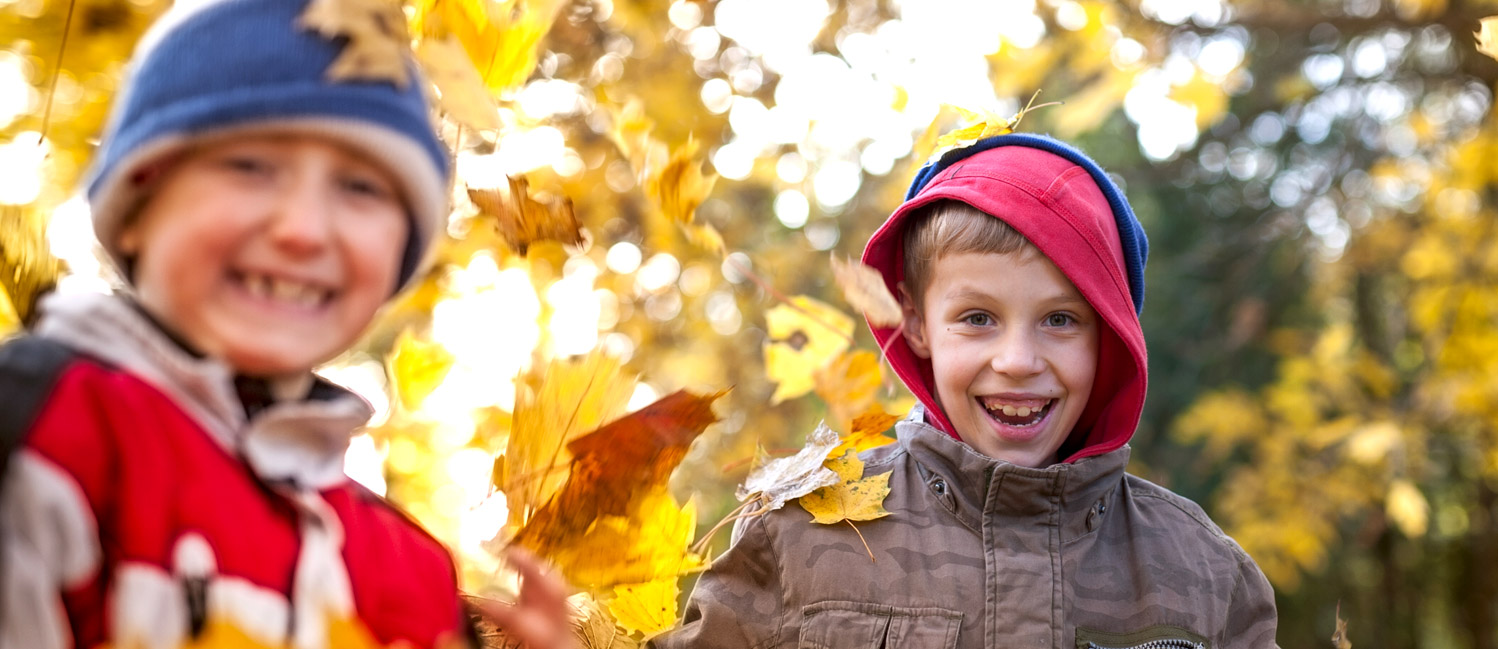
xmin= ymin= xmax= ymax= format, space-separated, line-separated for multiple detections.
xmin=653 ymin=415 xmax=1279 ymax=649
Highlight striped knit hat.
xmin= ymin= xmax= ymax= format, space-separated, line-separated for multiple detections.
xmin=85 ymin=0 xmax=450 ymax=289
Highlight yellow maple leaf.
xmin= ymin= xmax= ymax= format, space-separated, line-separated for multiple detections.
xmin=1478 ymin=16 xmax=1498 ymax=61
xmin=764 ymin=296 xmax=855 ymax=404
xmin=411 ymin=0 xmax=567 ymax=94
xmin=300 ymin=0 xmax=412 ymax=88
xmin=799 ymin=450 xmax=892 ymax=526
xmin=415 ymin=35 xmax=501 ymax=130
xmin=931 ymin=92 xmax=1057 ymax=152
xmin=646 ymin=138 xmax=718 ymax=226
xmin=499 ymin=353 xmax=634 ymax=529
xmin=608 ymin=577 xmax=679 ymax=638
xmin=0 ymin=206 xmax=62 ymax=329
xmin=468 ymin=175 xmax=586 ymax=255
xmin=830 ymin=407 xmax=900 ymax=457
xmin=388 ymin=329 xmax=455 ymax=412
xmin=829 ymin=255 xmax=902 ymax=327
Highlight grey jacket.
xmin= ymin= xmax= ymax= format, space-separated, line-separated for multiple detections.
xmin=654 ymin=414 xmax=1279 ymax=649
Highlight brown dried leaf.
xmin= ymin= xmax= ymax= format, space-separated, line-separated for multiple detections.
xmin=299 ymin=0 xmax=412 ymax=88
xmin=468 ymin=176 xmax=585 ymax=255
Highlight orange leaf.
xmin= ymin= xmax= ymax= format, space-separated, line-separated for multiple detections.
xmin=468 ymin=175 xmax=585 ymax=255
xmin=830 ymin=255 xmax=902 ymax=327
xmin=830 ymin=408 xmax=900 ymax=457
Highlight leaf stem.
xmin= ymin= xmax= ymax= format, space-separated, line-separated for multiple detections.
xmin=844 ymin=519 xmax=875 ymax=563
xmin=39 ymin=0 xmax=78 ymax=145
xmin=689 ymin=495 xmax=764 ymax=558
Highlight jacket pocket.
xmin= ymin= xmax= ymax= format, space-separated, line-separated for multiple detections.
xmin=798 ymin=601 xmax=962 ymax=649
xmin=1075 ymin=624 xmax=1210 ymax=649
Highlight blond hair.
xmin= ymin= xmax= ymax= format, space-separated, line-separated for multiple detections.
xmin=902 ymin=200 xmax=1035 ymax=306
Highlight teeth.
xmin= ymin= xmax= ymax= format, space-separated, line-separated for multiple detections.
xmin=245 ymin=273 xmax=326 ymax=308
xmin=985 ymin=400 xmax=1049 ymax=417
xmin=1017 ymin=407 xmax=1031 ymax=417
xmin=1001 ymin=405 xmax=1017 ymax=416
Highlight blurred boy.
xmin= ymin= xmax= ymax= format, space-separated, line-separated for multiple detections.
xmin=655 ymin=134 xmax=1280 ymax=648
xmin=0 ymin=1 xmax=568 ymax=647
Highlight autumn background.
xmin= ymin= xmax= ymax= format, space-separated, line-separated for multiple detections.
xmin=3 ymin=0 xmax=1498 ymax=646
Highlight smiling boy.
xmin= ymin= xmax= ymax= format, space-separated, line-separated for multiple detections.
xmin=0 ymin=1 xmax=573 ymax=647
xmin=655 ymin=134 xmax=1279 ymax=648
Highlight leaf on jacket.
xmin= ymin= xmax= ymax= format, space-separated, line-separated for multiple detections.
xmin=608 ymin=577 xmax=679 ymax=638
xmin=799 ymin=450 xmax=892 ymax=525
xmin=1478 ymin=17 xmax=1498 ymax=62
xmin=498 ymin=353 xmax=634 ymax=529
xmin=389 ymin=328 xmax=455 ymax=412
xmin=468 ymin=175 xmax=585 ymax=255
xmin=737 ymin=422 xmax=841 ymax=511
xmin=764 ymin=296 xmax=854 ymax=404
xmin=511 ymin=390 xmax=724 ymax=587
xmin=830 ymin=408 xmax=900 ymax=458
xmin=415 ymin=35 xmax=500 ymax=130
xmin=645 ymin=137 xmax=718 ymax=226
xmin=829 ymin=255 xmax=902 ymax=327
xmin=300 ymin=0 xmax=412 ymax=88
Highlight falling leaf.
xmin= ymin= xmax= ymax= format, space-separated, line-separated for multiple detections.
xmin=764 ymin=296 xmax=855 ymax=404
xmin=830 ymin=408 xmax=900 ymax=458
xmin=512 ymin=390 xmax=724 ymax=587
xmin=829 ymin=255 xmax=902 ymax=327
xmin=389 ymin=328 xmax=455 ymax=411
xmin=468 ymin=175 xmax=585 ymax=255
xmin=416 ymin=35 xmax=501 ymax=130
xmin=499 ymin=353 xmax=634 ymax=529
xmin=542 ymin=489 xmax=703 ymax=589
xmin=736 ymin=422 xmax=841 ymax=512
xmin=799 ymin=450 xmax=892 ymax=526
xmin=608 ymin=578 xmax=679 ymax=638
xmin=1331 ymin=602 xmax=1351 ymax=649
xmin=813 ymin=350 xmax=884 ymax=433
xmin=1477 ymin=16 xmax=1498 ymax=61
xmin=1386 ymin=479 xmax=1429 ymax=537
xmin=645 ymin=138 xmax=717 ymax=226
xmin=411 ymin=0 xmax=567 ymax=94
xmin=0 ymin=206 xmax=62 ymax=329
xmin=300 ymin=0 xmax=412 ymax=88
xmin=681 ymin=221 xmax=725 ymax=256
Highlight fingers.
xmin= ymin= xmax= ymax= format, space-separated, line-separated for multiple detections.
xmin=471 ymin=549 xmax=576 ymax=649
xmin=507 ymin=548 xmax=569 ymax=610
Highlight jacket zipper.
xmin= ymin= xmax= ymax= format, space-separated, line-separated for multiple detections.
xmin=1082 ymin=641 xmax=1205 ymax=649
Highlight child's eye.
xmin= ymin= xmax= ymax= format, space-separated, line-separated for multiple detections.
xmin=963 ymin=312 xmax=993 ymax=326
xmin=1045 ymin=313 xmax=1075 ymax=327
xmin=340 ymin=174 xmax=396 ymax=202
xmin=222 ymin=155 xmax=273 ymax=175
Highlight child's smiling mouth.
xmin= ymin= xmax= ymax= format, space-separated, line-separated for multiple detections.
xmin=979 ymin=396 xmax=1054 ymax=428
xmin=232 ymin=270 xmax=335 ymax=310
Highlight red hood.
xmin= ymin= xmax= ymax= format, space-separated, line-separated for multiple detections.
xmin=861 ymin=140 xmax=1147 ymax=463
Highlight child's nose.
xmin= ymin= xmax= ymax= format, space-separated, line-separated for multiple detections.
xmin=989 ymin=331 xmax=1045 ymax=377
xmin=266 ymin=180 xmax=334 ymax=252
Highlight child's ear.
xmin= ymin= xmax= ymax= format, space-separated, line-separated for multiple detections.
xmin=898 ymin=282 xmax=932 ymax=359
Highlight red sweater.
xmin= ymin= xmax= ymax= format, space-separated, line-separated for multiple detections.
xmin=0 ymin=294 xmax=467 ymax=649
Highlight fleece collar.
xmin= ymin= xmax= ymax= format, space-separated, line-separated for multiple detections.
xmin=33 ymin=291 xmax=371 ymax=489
xmin=861 ymin=134 xmax=1149 ymax=463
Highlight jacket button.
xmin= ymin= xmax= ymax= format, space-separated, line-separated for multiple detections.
xmin=932 ymin=479 xmax=948 ymax=495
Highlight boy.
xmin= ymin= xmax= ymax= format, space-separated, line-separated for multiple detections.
xmin=655 ymin=134 xmax=1280 ymax=648
xmin=0 ymin=1 xmax=569 ymax=647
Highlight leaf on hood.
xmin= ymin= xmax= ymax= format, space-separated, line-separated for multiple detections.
xmin=830 ymin=408 xmax=900 ymax=457
xmin=799 ymin=450 xmax=892 ymax=526
xmin=1478 ymin=17 xmax=1498 ymax=61
xmin=737 ymin=422 xmax=841 ymax=512
xmin=511 ymin=390 xmax=724 ymax=588
xmin=829 ymin=255 xmax=902 ymax=327
xmin=415 ymin=35 xmax=500 ymax=130
xmin=764 ymin=296 xmax=855 ymax=404
xmin=645 ymin=137 xmax=718 ymax=226
xmin=498 ymin=353 xmax=634 ymax=529
xmin=300 ymin=0 xmax=412 ymax=88
xmin=932 ymin=92 xmax=1058 ymax=151
xmin=468 ymin=175 xmax=585 ymax=255
xmin=389 ymin=328 xmax=455 ymax=411
xmin=608 ymin=577 xmax=679 ymax=638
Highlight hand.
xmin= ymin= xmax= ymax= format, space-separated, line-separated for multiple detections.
xmin=473 ymin=548 xmax=576 ymax=649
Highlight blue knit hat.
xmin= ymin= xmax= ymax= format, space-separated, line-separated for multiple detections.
xmin=905 ymin=133 xmax=1149 ymax=314
xmin=86 ymin=0 xmax=451 ymax=289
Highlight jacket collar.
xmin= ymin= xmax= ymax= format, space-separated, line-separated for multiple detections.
xmin=896 ymin=407 xmax=1126 ymax=541
xmin=33 ymin=291 xmax=371 ymax=490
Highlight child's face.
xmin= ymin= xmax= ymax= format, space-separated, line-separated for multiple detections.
xmin=119 ymin=134 xmax=408 ymax=376
xmin=903 ymin=249 xmax=1100 ymax=467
